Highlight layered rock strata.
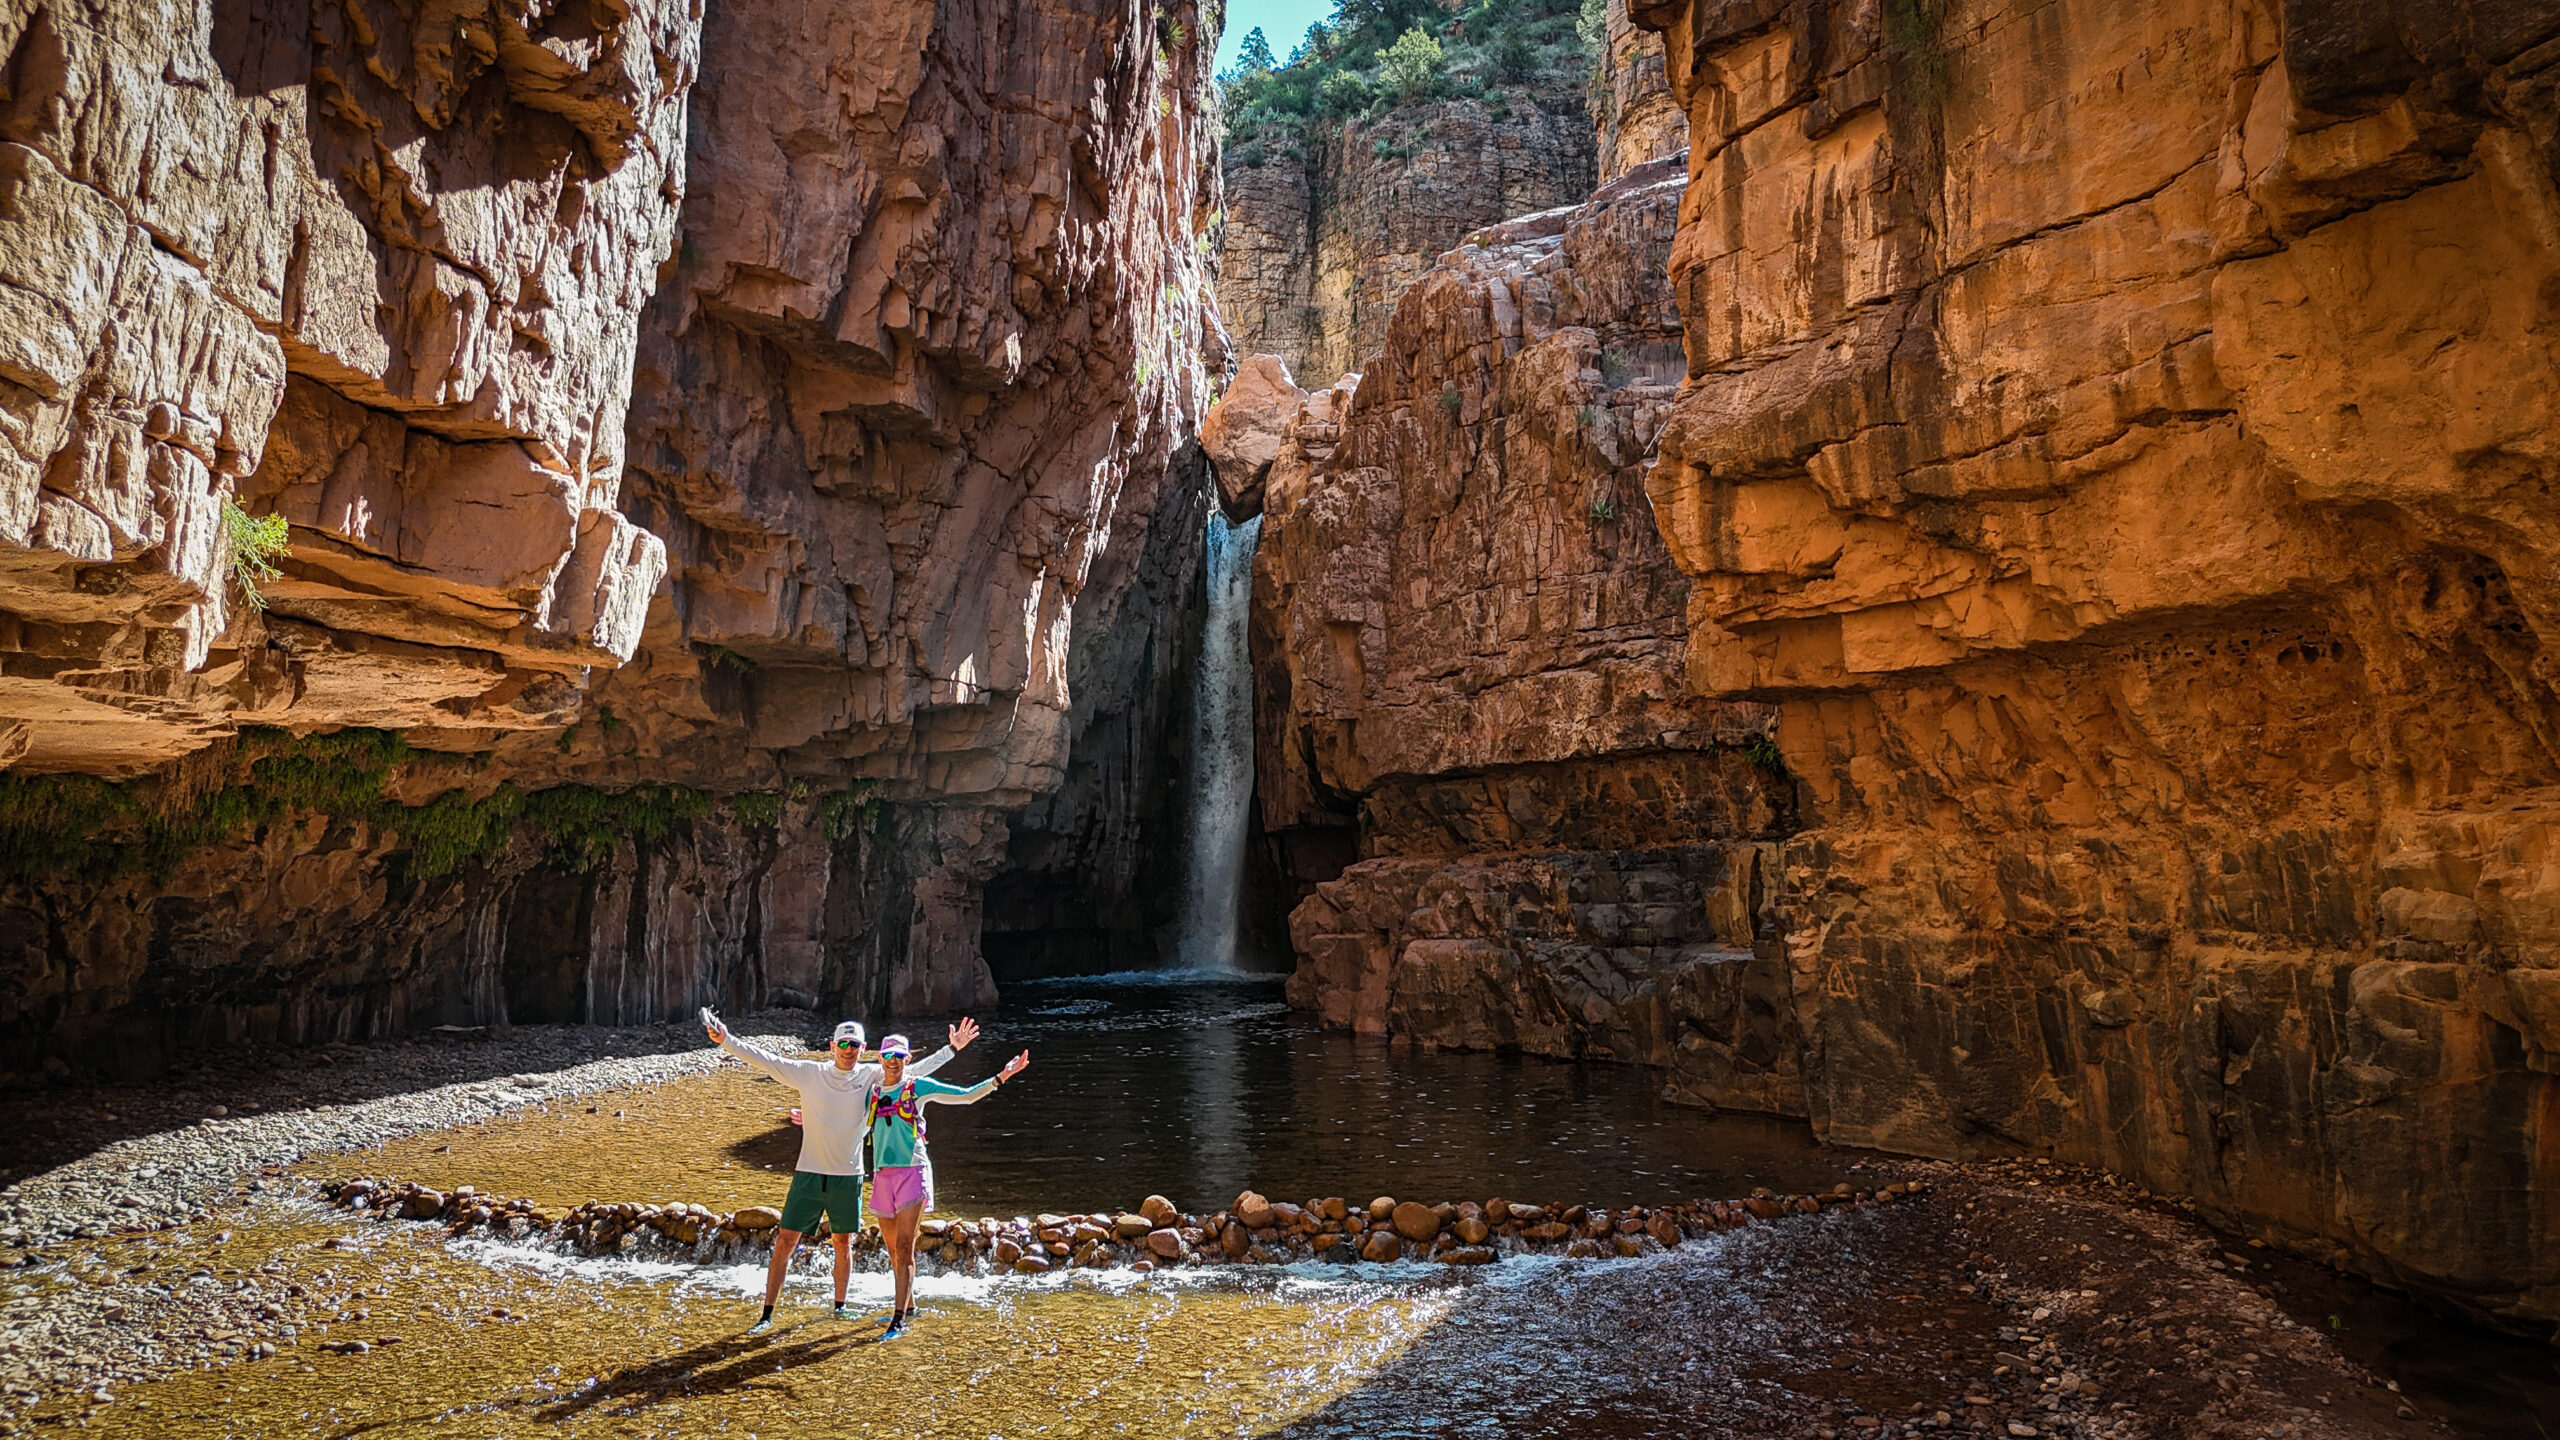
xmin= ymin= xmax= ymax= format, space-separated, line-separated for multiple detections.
xmin=1633 ymin=0 xmax=2560 ymax=1332
xmin=0 ymin=0 xmax=1224 ymax=1052
xmin=1590 ymin=0 xmax=1682 ymax=181
xmin=1240 ymin=157 xmax=1795 ymax=1104
xmin=1217 ymin=83 xmax=1598 ymax=390
xmin=0 ymin=0 xmax=693 ymax=775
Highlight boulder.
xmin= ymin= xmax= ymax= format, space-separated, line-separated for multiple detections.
xmin=1145 ymin=1229 xmax=1183 ymax=1259
xmin=1140 ymin=1195 xmax=1180 ymax=1227
xmin=1390 ymin=1202 xmax=1441 ymax=1243
xmin=1359 ymin=1231 xmax=1402 ymax=1263
xmin=1234 ymin=1191 xmax=1274 ymax=1229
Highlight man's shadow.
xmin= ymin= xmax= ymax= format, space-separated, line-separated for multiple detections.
xmin=529 ymin=1318 xmax=892 ymax=1421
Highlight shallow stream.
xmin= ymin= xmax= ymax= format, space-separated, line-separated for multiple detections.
xmin=13 ymin=978 xmax=2552 ymax=1438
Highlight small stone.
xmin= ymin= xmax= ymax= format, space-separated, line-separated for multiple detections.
xmin=1014 ymin=1255 xmax=1050 ymax=1275
xmin=1360 ymin=1231 xmax=1401 ymax=1263
xmin=1145 ymin=1229 xmax=1182 ymax=1259
xmin=2006 ymin=1425 xmax=2037 ymax=1438
xmin=993 ymin=1238 xmax=1025 ymax=1266
xmin=208 ymin=1106 xmax=228 ymax=1118
xmin=1234 ymin=1191 xmax=1274 ymax=1229
xmin=1140 ymin=1195 xmax=1179 ymax=1227
xmin=731 ymin=1206 xmax=780 ymax=1230
xmin=1367 ymin=1196 xmax=1396 ymax=1221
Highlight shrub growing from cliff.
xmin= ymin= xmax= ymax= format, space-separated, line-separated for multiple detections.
xmin=1378 ymin=28 xmax=1444 ymax=100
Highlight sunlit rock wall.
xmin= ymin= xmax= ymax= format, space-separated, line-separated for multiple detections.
xmin=1240 ymin=158 xmax=1794 ymax=1105
xmin=1634 ymin=0 xmax=2560 ymax=1332
xmin=0 ymin=0 xmax=1225 ymax=1049
xmin=0 ymin=0 xmax=692 ymax=774
xmin=1218 ymin=84 xmax=1598 ymax=389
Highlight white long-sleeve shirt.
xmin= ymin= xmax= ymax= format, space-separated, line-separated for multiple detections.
xmin=716 ymin=1033 xmax=952 ymax=1176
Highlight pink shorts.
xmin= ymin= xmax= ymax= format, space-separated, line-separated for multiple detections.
xmin=868 ymin=1165 xmax=930 ymax=1216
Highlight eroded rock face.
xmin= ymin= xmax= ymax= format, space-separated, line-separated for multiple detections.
xmin=0 ymin=0 xmax=694 ymax=774
xmin=1633 ymin=0 xmax=2560 ymax=1331
xmin=1590 ymin=0 xmax=1681 ymax=182
xmin=1246 ymin=156 xmax=1790 ymax=1091
xmin=1217 ymin=86 xmax=1598 ymax=388
xmin=0 ymin=0 xmax=1224 ymax=1049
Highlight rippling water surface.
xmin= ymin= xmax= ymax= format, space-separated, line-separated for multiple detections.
xmin=357 ymin=975 xmax=1849 ymax=1217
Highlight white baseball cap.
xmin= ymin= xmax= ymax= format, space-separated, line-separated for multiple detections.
xmin=879 ymin=1033 xmax=912 ymax=1059
xmin=831 ymin=1020 xmax=865 ymax=1048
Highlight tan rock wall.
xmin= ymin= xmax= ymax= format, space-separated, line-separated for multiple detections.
xmin=1216 ymin=86 xmax=1599 ymax=388
xmin=1241 ymin=155 xmax=1792 ymax=1094
xmin=1633 ymin=0 xmax=2560 ymax=1330
xmin=1591 ymin=0 xmax=1682 ymax=181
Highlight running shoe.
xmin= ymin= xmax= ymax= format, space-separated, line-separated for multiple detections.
xmin=747 ymin=1315 xmax=774 ymax=1336
xmin=880 ymin=1318 xmax=904 ymax=1341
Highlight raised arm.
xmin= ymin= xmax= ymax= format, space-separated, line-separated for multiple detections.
xmin=704 ymin=1013 xmax=820 ymax=1086
xmin=914 ymin=1050 xmax=1029 ymax=1106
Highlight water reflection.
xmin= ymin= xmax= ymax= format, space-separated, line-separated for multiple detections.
xmin=922 ymin=975 xmax=1848 ymax=1213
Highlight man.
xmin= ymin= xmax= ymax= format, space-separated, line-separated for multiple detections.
xmin=701 ymin=1010 xmax=979 ymax=1332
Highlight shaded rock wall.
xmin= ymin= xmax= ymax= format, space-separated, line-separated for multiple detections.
xmin=1217 ymin=85 xmax=1598 ymax=388
xmin=1241 ymin=157 xmax=1792 ymax=1098
xmin=0 ymin=0 xmax=1225 ymax=1054
xmin=1631 ymin=0 xmax=2560 ymax=1333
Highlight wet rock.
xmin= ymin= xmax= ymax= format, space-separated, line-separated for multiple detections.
xmin=1359 ymin=1231 xmax=1402 ymax=1263
xmin=1367 ymin=1196 xmax=1397 ymax=1221
xmin=1140 ymin=1195 xmax=1179 ymax=1227
xmin=1437 ymin=1245 xmax=1497 ymax=1266
xmin=1145 ymin=1229 xmax=1183 ymax=1259
xmin=732 ymin=1206 xmax=780 ymax=1231
xmin=1013 ymin=1256 xmax=1050 ymax=1275
xmin=1455 ymin=1217 xmax=1491 ymax=1245
xmin=1234 ymin=1192 xmax=1274 ymax=1229
xmin=1390 ymin=1202 xmax=1441 ymax=1243
xmin=1112 ymin=1213 xmax=1154 ymax=1239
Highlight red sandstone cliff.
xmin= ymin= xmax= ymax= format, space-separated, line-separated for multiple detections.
xmin=1241 ymin=0 xmax=2560 ymax=1335
xmin=0 ymin=0 xmax=1221 ymax=1048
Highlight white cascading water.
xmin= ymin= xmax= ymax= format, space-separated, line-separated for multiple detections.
xmin=1173 ymin=509 xmax=1263 ymax=972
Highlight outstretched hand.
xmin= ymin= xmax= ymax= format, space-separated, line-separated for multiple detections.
xmin=998 ymin=1049 xmax=1030 ymax=1083
xmin=949 ymin=1016 xmax=980 ymax=1051
xmin=703 ymin=1012 xmax=729 ymax=1045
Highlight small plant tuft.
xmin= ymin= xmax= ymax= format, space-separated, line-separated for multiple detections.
xmin=1745 ymin=736 xmax=1786 ymax=771
xmin=222 ymin=498 xmax=290 ymax=611
xmin=1588 ymin=495 xmax=1618 ymax=524
xmin=1598 ymin=346 xmax=1633 ymax=385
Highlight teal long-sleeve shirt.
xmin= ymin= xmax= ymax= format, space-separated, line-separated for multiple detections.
xmin=869 ymin=1075 xmax=996 ymax=1169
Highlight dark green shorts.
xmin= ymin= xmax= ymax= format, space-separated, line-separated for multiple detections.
xmin=778 ymin=1172 xmax=865 ymax=1234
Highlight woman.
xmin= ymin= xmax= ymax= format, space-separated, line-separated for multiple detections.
xmin=868 ymin=1032 xmax=1029 ymax=1336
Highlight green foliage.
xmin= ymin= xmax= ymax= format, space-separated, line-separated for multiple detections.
xmin=517 ymin=784 xmax=710 ymax=872
xmin=1219 ymin=0 xmax=1584 ymax=146
xmin=1436 ymin=389 xmax=1463 ymax=415
xmin=700 ymin=644 xmax=758 ymax=673
xmin=1745 ymin=736 xmax=1786 ymax=771
xmin=1588 ymin=495 xmax=1618 ymax=524
xmin=1234 ymin=25 xmax=1276 ymax=74
xmin=1317 ymin=68 xmax=1373 ymax=115
xmin=1574 ymin=403 xmax=1599 ymax=431
xmin=0 ymin=727 xmax=714 ymax=893
xmin=1598 ymin=346 xmax=1633 ymax=384
xmin=1885 ymin=0 xmax=1947 ymax=104
xmin=817 ymin=783 xmax=883 ymax=846
xmin=734 ymin=790 xmax=786 ymax=828
xmin=221 ymin=498 xmax=290 ymax=611
xmin=1378 ymin=27 xmax=1444 ymax=101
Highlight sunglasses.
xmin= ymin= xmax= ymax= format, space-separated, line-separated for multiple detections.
xmin=833 ymin=1038 xmax=859 ymax=1050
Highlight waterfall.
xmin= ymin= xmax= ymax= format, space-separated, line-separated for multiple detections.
xmin=1174 ymin=510 xmax=1263 ymax=972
